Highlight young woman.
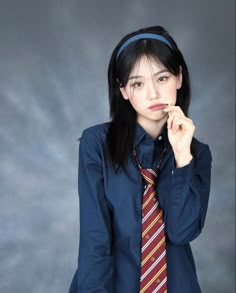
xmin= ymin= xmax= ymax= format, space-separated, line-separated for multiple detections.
xmin=69 ymin=25 xmax=212 ymax=293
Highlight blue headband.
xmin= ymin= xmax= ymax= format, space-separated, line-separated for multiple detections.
xmin=116 ymin=33 xmax=173 ymax=60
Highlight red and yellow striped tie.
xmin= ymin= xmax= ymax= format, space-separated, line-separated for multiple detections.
xmin=133 ymin=149 xmax=167 ymax=293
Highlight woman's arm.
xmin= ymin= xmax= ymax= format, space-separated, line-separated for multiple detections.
xmin=165 ymin=143 xmax=212 ymax=245
xmin=76 ymin=129 xmax=113 ymax=292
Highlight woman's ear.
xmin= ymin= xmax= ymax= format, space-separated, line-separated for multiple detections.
xmin=120 ymin=86 xmax=129 ymax=100
xmin=177 ymin=66 xmax=183 ymax=89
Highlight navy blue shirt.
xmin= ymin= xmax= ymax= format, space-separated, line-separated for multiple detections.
xmin=69 ymin=122 xmax=212 ymax=293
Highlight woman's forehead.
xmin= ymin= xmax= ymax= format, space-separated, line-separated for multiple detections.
xmin=129 ymin=55 xmax=165 ymax=75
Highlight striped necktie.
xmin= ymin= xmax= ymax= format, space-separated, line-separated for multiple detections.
xmin=133 ymin=148 xmax=167 ymax=293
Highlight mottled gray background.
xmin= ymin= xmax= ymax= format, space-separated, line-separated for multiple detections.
xmin=0 ymin=0 xmax=235 ymax=292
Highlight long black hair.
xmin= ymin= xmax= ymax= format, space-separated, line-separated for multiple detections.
xmin=106 ymin=25 xmax=191 ymax=173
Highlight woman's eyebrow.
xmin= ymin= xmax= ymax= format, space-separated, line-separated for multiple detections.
xmin=128 ymin=69 xmax=169 ymax=80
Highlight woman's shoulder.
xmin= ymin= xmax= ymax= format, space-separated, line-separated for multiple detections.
xmin=79 ymin=121 xmax=111 ymax=145
xmin=78 ymin=122 xmax=111 ymax=162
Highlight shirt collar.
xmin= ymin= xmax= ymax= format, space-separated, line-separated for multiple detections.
xmin=134 ymin=121 xmax=169 ymax=150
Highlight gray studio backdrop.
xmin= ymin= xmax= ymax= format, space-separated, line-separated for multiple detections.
xmin=0 ymin=0 xmax=235 ymax=292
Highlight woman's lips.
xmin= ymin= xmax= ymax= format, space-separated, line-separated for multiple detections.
xmin=148 ymin=103 xmax=168 ymax=110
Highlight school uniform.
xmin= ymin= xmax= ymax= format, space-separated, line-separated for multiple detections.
xmin=69 ymin=121 xmax=212 ymax=293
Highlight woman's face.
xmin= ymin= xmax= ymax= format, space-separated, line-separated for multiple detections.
xmin=120 ymin=54 xmax=182 ymax=127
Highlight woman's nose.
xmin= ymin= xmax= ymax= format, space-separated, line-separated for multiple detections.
xmin=147 ymin=80 xmax=159 ymax=99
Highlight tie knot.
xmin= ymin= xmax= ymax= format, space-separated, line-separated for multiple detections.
xmin=140 ymin=168 xmax=158 ymax=186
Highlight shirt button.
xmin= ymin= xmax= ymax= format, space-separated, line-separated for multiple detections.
xmin=156 ymin=278 xmax=160 ymax=283
xmin=145 ymin=235 xmax=149 ymax=239
xmin=159 ymin=219 xmax=163 ymax=224
xmin=151 ymin=257 xmax=155 ymax=262
xmin=158 ymin=135 xmax=163 ymax=141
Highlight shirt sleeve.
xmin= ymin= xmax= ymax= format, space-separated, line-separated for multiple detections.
xmin=76 ymin=129 xmax=113 ymax=292
xmin=165 ymin=143 xmax=213 ymax=245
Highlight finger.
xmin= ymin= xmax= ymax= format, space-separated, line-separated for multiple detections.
xmin=169 ymin=115 xmax=192 ymax=133
xmin=163 ymin=105 xmax=184 ymax=115
xmin=167 ymin=110 xmax=184 ymax=123
xmin=173 ymin=117 xmax=187 ymax=133
xmin=164 ymin=108 xmax=185 ymax=128
xmin=167 ymin=112 xmax=185 ymax=130
xmin=172 ymin=117 xmax=195 ymax=133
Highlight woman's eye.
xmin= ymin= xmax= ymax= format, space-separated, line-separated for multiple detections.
xmin=158 ymin=76 xmax=169 ymax=82
xmin=131 ymin=81 xmax=143 ymax=88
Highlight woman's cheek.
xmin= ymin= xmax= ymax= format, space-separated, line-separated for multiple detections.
xmin=164 ymin=88 xmax=177 ymax=103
